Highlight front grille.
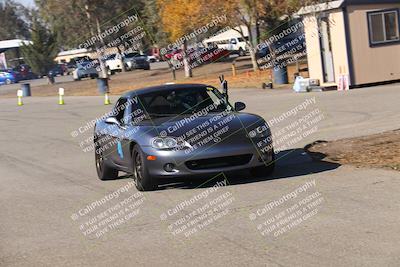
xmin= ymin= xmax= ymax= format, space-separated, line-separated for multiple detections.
xmin=134 ymin=59 xmax=146 ymax=64
xmin=185 ymin=154 xmax=253 ymax=170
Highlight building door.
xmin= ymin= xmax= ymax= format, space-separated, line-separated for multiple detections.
xmin=319 ymin=17 xmax=335 ymax=83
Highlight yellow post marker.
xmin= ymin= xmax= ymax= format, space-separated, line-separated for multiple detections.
xmin=58 ymin=88 xmax=65 ymax=105
xmin=17 ymin=90 xmax=23 ymax=106
xmin=231 ymin=62 xmax=236 ymax=76
xmin=104 ymin=92 xmax=111 ymax=105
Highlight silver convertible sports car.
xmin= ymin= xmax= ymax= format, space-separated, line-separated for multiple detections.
xmin=94 ymin=83 xmax=275 ymax=191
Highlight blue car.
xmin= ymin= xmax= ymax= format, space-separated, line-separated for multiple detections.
xmin=0 ymin=70 xmax=18 ymax=85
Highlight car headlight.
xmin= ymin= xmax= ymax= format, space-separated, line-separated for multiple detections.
xmin=151 ymin=137 xmax=191 ymax=150
xmin=248 ymin=124 xmax=271 ymax=138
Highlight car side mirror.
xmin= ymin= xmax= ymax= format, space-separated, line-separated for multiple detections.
xmin=234 ymin=102 xmax=246 ymax=111
xmin=105 ymin=117 xmax=120 ymax=126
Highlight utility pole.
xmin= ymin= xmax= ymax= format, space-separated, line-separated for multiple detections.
xmin=84 ymin=1 xmax=108 ymax=78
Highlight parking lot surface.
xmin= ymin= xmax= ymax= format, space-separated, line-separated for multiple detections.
xmin=0 ymin=84 xmax=399 ymax=266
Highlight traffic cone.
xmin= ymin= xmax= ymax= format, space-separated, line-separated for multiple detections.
xmin=104 ymin=93 xmax=111 ymax=105
xmin=18 ymin=96 xmax=23 ymax=106
xmin=58 ymin=94 xmax=65 ymax=105
xmin=17 ymin=90 xmax=23 ymax=106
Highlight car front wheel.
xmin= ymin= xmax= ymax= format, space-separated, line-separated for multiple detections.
xmin=250 ymin=152 xmax=275 ymax=178
xmin=250 ymin=161 xmax=275 ymax=178
xmin=95 ymin=144 xmax=118 ymax=180
xmin=132 ymin=145 xmax=157 ymax=191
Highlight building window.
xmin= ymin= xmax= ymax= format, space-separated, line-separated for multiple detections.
xmin=367 ymin=9 xmax=399 ymax=45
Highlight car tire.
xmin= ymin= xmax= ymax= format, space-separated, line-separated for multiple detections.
xmin=95 ymin=143 xmax=118 ymax=181
xmin=107 ymin=69 xmax=116 ymax=75
xmin=132 ymin=145 xmax=157 ymax=191
xmin=5 ymin=79 xmax=12 ymax=85
xmin=238 ymin=48 xmax=245 ymax=57
xmin=250 ymin=162 xmax=275 ymax=178
xmin=250 ymin=153 xmax=275 ymax=178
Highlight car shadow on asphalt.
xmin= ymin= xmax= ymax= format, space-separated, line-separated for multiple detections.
xmin=158 ymin=148 xmax=340 ymax=190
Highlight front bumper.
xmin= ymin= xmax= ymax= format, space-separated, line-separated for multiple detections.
xmin=141 ymin=142 xmax=274 ymax=178
xmin=126 ymin=60 xmax=149 ymax=70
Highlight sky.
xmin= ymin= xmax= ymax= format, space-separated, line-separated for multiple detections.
xmin=13 ymin=0 xmax=35 ymax=7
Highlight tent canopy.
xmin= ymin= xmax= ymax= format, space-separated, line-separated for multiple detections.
xmin=0 ymin=39 xmax=32 ymax=53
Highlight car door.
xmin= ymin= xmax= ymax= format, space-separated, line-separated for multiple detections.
xmin=108 ymin=98 xmax=129 ymax=169
xmin=119 ymin=98 xmax=137 ymax=172
xmin=0 ymin=72 xmax=5 ymax=84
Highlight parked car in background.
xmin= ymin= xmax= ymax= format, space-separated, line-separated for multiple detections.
xmin=48 ymin=64 xmax=65 ymax=77
xmin=124 ymin=52 xmax=150 ymax=71
xmin=189 ymin=46 xmax=230 ymax=66
xmin=219 ymin=36 xmax=248 ymax=56
xmin=105 ymin=53 xmax=124 ymax=75
xmin=2 ymin=68 xmax=22 ymax=81
xmin=0 ymin=70 xmax=18 ymax=85
xmin=165 ymin=46 xmax=230 ymax=68
xmin=148 ymin=47 xmax=161 ymax=61
xmin=147 ymin=55 xmax=157 ymax=63
xmin=73 ymin=61 xmax=98 ymax=81
xmin=66 ymin=61 xmax=76 ymax=74
xmin=256 ymin=19 xmax=306 ymax=61
xmin=256 ymin=34 xmax=306 ymax=60
xmin=164 ymin=49 xmax=182 ymax=61
xmin=13 ymin=64 xmax=39 ymax=80
xmin=203 ymin=26 xmax=249 ymax=56
xmin=103 ymin=52 xmax=155 ymax=74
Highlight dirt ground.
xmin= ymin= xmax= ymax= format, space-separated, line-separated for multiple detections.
xmin=2 ymin=57 xmax=308 ymax=97
xmin=306 ymin=129 xmax=400 ymax=171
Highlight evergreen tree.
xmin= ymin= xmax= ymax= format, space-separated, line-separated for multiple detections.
xmin=20 ymin=15 xmax=58 ymax=76
xmin=0 ymin=0 xmax=30 ymax=40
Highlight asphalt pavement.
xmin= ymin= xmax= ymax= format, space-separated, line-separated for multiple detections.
xmin=0 ymin=83 xmax=399 ymax=266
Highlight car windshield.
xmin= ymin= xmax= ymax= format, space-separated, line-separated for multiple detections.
xmin=137 ymin=87 xmax=231 ymax=116
xmin=77 ymin=61 xmax=94 ymax=68
xmin=125 ymin=53 xmax=145 ymax=58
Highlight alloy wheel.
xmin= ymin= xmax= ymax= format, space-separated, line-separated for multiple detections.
xmin=95 ymin=150 xmax=103 ymax=173
xmin=134 ymin=152 xmax=143 ymax=183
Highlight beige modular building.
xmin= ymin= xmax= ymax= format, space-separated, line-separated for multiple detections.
xmin=298 ymin=0 xmax=400 ymax=88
